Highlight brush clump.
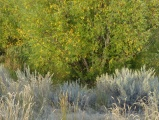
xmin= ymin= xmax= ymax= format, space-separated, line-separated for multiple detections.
xmin=0 ymin=64 xmax=159 ymax=120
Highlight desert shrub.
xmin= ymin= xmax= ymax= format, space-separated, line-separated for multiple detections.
xmin=139 ymin=92 xmax=159 ymax=119
xmin=0 ymin=65 xmax=34 ymax=119
xmin=15 ymin=66 xmax=55 ymax=119
xmin=96 ymin=66 xmax=159 ymax=111
xmin=0 ymin=64 xmax=12 ymax=96
xmin=0 ymin=91 xmax=33 ymax=120
xmin=53 ymin=81 xmax=91 ymax=111
xmin=0 ymin=64 xmax=55 ymax=119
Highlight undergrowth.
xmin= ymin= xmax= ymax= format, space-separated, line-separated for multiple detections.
xmin=0 ymin=64 xmax=159 ymax=120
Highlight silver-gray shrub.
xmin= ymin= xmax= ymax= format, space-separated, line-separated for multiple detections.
xmin=0 ymin=64 xmax=12 ymax=96
xmin=0 ymin=64 xmax=54 ymax=119
xmin=96 ymin=66 xmax=159 ymax=109
xmin=0 ymin=87 xmax=34 ymax=120
xmin=16 ymin=66 xmax=54 ymax=119
xmin=0 ymin=65 xmax=34 ymax=120
xmin=53 ymin=81 xmax=91 ymax=110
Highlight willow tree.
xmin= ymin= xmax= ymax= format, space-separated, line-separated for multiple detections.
xmin=1 ymin=0 xmax=159 ymax=84
xmin=45 ymin=0 xmax=159 ymax=83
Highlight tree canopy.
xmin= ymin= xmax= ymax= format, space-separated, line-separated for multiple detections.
xmin=1 ymin=0 xmax=159 ymax=85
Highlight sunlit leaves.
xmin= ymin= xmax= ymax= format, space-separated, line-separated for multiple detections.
xmin=1 ymin=0 xmax=159 ymax=83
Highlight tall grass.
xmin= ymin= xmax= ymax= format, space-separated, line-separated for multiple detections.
xmin=0 ymin=64 xmax=159 ymax=120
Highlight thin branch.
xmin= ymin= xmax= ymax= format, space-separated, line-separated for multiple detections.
xmin=83 ymin=58 xmax=89 ymax=72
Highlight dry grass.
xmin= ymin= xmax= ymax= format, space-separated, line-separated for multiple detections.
xmin=1 ymin=64 xmax=159 ymax=120
xmin=0 ymin=87 xmax=33 ymax=120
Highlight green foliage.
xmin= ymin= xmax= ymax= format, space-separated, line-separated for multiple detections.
xmin=133 ymin=27 xmax=159 ymax=75
xmin=1 ymin=0 xmax=159 ymax=84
